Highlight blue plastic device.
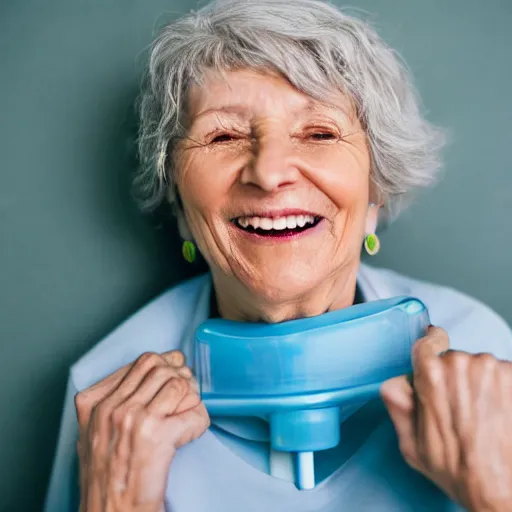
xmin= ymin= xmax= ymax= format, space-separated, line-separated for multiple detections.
xmin=194 ymin=296 xmax=429 ymax=489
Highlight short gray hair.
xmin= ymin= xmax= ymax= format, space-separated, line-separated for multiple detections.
xmin=136 ymin=0 xmax=446 ymax=221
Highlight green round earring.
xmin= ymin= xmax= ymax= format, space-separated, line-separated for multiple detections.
xmin=182 ymin=240 xmax=196 ymax=263
xmin=364 ymin=233 xmax=380 ymax=256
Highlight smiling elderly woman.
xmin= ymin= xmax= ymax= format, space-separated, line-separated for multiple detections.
xmin=45 ymin=1 xmax=512 ymax=511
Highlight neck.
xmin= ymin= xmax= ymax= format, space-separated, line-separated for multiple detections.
xmin=211 ymin=264 xmax=361 ymax=323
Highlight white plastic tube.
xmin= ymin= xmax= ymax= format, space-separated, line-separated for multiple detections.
xmin=296 ymin=451 xmax=315 ymax=490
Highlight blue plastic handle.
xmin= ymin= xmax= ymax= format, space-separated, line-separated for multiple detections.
xmin=194 ymin=296 xmax=429 ymax=453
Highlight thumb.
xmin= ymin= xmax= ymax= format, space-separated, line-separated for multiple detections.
xmin=412 ymin=326 xmax=449 ymax=373
xmin=411 ymin=326 xmax=449 ymax=402
xmin=380 ymin=375 xmax=414 ymax=413
xmin=167 ymin=403 xmax=210 ymax=449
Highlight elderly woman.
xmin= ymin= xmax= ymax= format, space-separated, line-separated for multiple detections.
xmin=45 ymin=1 xmax=512 ymax=511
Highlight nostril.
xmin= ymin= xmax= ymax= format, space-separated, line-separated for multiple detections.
xmin=240 ymin=151 xmax=300 ymax=192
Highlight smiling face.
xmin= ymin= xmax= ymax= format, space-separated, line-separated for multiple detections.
xmin=173 ymin=69 xmax=377 ymax=321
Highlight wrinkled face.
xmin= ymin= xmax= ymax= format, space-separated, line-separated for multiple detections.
xmin=173 ymin=69 xmax=374 ymax=305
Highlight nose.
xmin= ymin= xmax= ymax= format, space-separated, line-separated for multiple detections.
xmin=240 ymin=136 xmax=299 ymax=192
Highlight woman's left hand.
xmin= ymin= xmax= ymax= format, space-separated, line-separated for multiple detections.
xmin=380 ymin=326 xmax=512 ymax=512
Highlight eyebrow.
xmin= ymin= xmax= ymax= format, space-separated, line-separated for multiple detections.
xmin=190 ymin=98 xmax=350 ymax=126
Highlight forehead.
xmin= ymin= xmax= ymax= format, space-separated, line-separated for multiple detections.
xmin=186 ymin=68 xmax=355 ymax=121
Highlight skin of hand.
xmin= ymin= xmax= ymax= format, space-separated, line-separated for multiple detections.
xmin=380 ymin=326 xmax=512 ymax=512
xmin=74 ymin=350 xmax=210 ymax=512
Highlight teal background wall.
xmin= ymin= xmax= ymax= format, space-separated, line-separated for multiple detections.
xmin=0 ymin=1 xmax=510 ymax=510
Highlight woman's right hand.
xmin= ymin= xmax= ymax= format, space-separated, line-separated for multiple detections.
xmin=74 ymin=350 xmax=210 ymax=512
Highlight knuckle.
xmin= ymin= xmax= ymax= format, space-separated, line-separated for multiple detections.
xmin=121 ymin=409 xmax=136 ymax=431
xmin=452 ymin=352 xmax=471 ymax=373
xmin=74 ymin=391 xmax=92 ymax=421
xmin=134 ymin=411 xmax=157 ymax=439
xmin=147 ymin=364 xmax=175 ymax=381
xmin=136 ymin=351 xmax=165 ymax=371
xmin=92 ymin=399 xmax=113 ymax=424
xmin=177 ymin=365 xmax=193 ymax=379
xmin=500 ymin=361 xmax=512 ymax=386
xmin=74 ymin=391 xmax=89 ymax=410
xmin=168 ymin=376 xmax=188 ymax=394
xmin=428 ymin=326 xmax=450 ymax=346
xmin=441 ymin=349 xmax=469 ymax=370
xmin=113 ymin=404 xmax=142 ymax=431
xmin=111 ymin=407 xmax=126 ymax=428
xmin=474 ymin=352 xmax=497 ymax=370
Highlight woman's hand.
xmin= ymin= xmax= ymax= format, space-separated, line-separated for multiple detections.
xmin=74 ymin=350 xmax=210 ymax=512
xmin=380 ymin=326 xmax=512 ymax=512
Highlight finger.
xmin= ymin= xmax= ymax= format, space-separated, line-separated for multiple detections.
xmin=83 ymin=354 xmax=166 ymax=457
xmin=415 ymin=380 xmax=447 ymax=475
xmin=412 ymin=326 xmax=450 ymax=365
xmin=162 ymin=350 xmax=186 ymax=368
xmin=111 ymin=366 xmax=195 ymax=431
xmin=146 ymin=377 xmax=194 ymax=416
xmin=86 ymin=350 xmax=185 ymax=399
xmin=106 ymin=404 xmax=139 ymax=499
xmin=76 ymin=350 xmax=185 ymax=426
xmin=96 ymin=353 xmax=169 ymax=414
xmin=412 ymin=326 xmax=449 ymax=402
xmin=115 ymin=365 xmax=183 ymax=412
xmin=380 ymin=376 xmax=419 ymax=467
xmin=446 ymin=351 xmax=474 ymax=454
xmin=381 ymin=375 xmax=414 ymax=412
xmin=174 ymin=388 xmax=201 ymax=415
xmin=176 ymin=365 xmax=193 ymax=379
xmin=108 ymin=351 xmax=190 ymax=404
xmin=412 ymin=328 xmax=458 ymax=474
xmin=166 ymin=403 xmax=211 ymax=450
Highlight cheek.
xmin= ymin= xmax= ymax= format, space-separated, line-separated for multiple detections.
xmin=299 ymin=145 xmax=371 ymax=210
xmin=175 ymin=150 xmax=232 ymax=219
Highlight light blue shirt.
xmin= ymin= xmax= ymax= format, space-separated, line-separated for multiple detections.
xmin=44 ymin=264 xmax=512 ymax=511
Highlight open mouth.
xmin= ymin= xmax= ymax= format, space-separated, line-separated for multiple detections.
xmin=233 ymin=214 xmax=323 ymax=237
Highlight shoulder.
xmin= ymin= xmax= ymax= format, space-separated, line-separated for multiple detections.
xmin=70 ymin=274 xmax=210 ymax=391
xmin=361 ymin=264 xmax=512 ymax=360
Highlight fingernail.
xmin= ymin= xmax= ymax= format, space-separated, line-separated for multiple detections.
xmin=169 ymin=350 xmax=185 ymax=367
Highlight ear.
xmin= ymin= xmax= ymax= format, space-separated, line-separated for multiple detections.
xmin=365 ymin=202 xmax=381 ymax=234
xmin=176 ymin=210 xmax=193 ymax=241
xmin=166 ymin=187 xmax=194 ymax=241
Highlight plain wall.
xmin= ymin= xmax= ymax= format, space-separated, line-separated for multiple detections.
xmin=0 ymin=1 xmax=510 ymax=510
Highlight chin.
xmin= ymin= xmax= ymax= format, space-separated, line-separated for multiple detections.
xmin=244 ymin=264 xmax=324 ymax=306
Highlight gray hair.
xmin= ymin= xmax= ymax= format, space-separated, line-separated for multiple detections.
xmin=136 ymin=0 xmax=446 ymax=221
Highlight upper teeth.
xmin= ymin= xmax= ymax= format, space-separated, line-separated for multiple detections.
xmin=237 ymin=215 xmax=316 ymax=230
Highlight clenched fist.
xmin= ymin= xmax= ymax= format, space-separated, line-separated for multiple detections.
xmin=75 ymin=350 xmax=210 ymax=512
xmin=381 ymin=326 xmax=512 ymax=512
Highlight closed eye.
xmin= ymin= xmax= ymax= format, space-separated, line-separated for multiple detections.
xmin=309 ymin=132 xmax=337 ymax=141
xmin=211 ymin=133 xmax=235 ymax=143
